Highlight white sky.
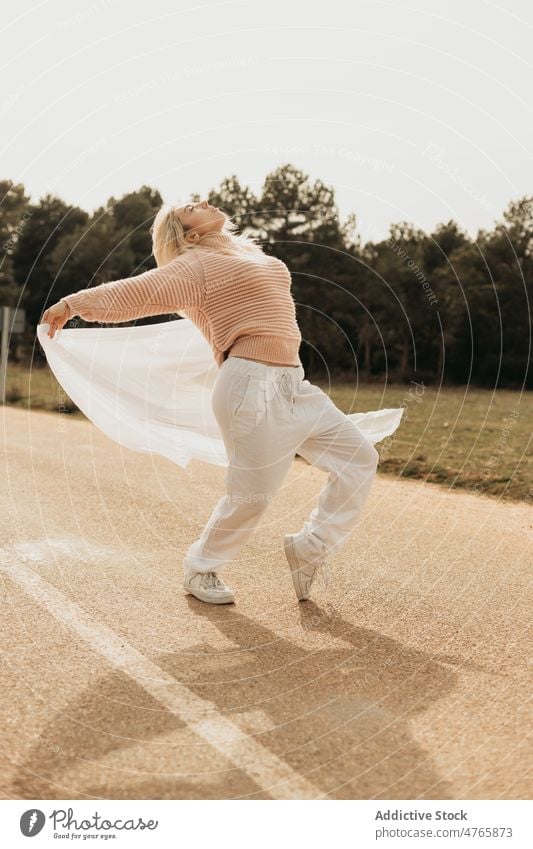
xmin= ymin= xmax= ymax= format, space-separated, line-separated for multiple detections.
xmin=2 ymin=0 xmax=532 ymax=244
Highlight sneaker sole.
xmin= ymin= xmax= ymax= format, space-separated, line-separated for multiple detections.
xmin=283 ymin=534 xmax=315 ymax=601
xmin=183 ymin=584 xmax=235 ymax=604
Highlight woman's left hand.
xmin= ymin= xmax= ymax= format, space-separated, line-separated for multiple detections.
xmin=40 ymin=300 xmax=71 ymax=338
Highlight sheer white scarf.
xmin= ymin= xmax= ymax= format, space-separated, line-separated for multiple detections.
xmin=37 ymin=318 xmax=404 ymax=469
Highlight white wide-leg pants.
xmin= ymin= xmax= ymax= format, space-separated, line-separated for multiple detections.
xmin=183 ymin=356 xmax=380 ymax=576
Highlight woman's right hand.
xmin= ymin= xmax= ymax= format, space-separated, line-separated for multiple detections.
xmin=40 ymin=300 xmax=71 ymax=339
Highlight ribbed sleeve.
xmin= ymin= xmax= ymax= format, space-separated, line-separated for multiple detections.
xmin=61 ymin=254 xmax=205 ymax=323
xmin=58 ymin=235 xmax=303 ymax=367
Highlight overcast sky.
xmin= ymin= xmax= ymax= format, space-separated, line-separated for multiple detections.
xmin=2 ymin=0 xmax=531 ymax=243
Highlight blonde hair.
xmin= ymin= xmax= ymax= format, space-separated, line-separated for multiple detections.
xmin=151 ymin=203 xmax=263 ymax=266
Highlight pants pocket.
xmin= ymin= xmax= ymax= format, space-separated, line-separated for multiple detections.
xmin=232 ymin=374 xmax=252 ymax=417
xmin=211 ymin=370 xmax=252 ymax=431
xmin=230 ymin=374 xmax=258 ymax=436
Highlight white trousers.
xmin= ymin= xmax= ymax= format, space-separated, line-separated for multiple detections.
xmin=183 ymin=356 xmax=380 ymax=576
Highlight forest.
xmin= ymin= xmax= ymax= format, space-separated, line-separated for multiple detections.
xmin=1 ymin=163 xmax=531 ymax=387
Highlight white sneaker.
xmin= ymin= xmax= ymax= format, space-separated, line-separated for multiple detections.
xmin=183 ymin=570 xmax=235 ymax=604
xmin=283 ymin=534 xmax=330 ymax=601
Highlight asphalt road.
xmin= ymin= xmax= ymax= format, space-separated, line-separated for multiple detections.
xmin=1 ymin=405 xmax=531 ymax=800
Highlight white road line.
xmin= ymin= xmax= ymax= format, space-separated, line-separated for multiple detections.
xmin=10 ymin=536 xmax=131 ymax=563
xmin=0 ymin=546 xmax=320 ymax=800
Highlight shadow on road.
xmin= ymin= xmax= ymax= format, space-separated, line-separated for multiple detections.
xmin=12 ymin=600 xmax=457 ymax=799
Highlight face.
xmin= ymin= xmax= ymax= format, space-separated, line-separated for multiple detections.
xmin=176 ymin=199 xmax=226 ymax=241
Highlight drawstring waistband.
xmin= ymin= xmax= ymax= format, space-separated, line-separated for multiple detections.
xmin=280 ymin=372 xmax=292 ymax=395
xmin=223 ymin=355 xmax=305 ymax=383
xmin=256 ymin=372 xmax=297 ymax=424
xmin=280 ymin=370 xmax=296 ymax=415
xmin=223 ymin=356 xmax=304 ymax=424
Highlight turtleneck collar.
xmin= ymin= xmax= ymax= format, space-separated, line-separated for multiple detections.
xmin=195 ymin=230 xmax=236 ymax=251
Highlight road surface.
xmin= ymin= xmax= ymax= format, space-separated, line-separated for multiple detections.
xmin=1 ymin=406 xmax=531 ymax=800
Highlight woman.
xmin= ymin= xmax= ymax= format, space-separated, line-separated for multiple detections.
xmin=40 ymin=200 xmax=403 ymax=606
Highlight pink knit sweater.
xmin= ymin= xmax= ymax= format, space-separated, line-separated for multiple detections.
xmin=61 ymin=232 xmax=302 ymax=368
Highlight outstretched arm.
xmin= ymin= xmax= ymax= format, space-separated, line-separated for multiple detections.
xmin=60 ymin=253 xmax=205 ymax=324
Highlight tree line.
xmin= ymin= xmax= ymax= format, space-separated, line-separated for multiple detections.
xmin=1 ymin=163 xmax=531 ymax=387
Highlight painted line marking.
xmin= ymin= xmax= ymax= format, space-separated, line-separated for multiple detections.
xmin=0 ymin=544 xmax=320 ymax=800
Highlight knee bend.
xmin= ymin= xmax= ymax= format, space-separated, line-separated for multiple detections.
xmin=226 ymin=491 xmax=273 ymax=513
xmin=340 ymin=444 xmax=378 ymax=489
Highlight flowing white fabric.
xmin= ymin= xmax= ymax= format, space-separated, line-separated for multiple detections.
xmin=36 ymin=318 xmax=404 ymax=469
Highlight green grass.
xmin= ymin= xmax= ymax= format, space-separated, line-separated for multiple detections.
xmin=5 ymin=363 xmax=533 ymax=505
xmin=313 ymin=378 xmax=533 ymax=505
xmin=5 ymin=362 xmax=86 ymax=419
